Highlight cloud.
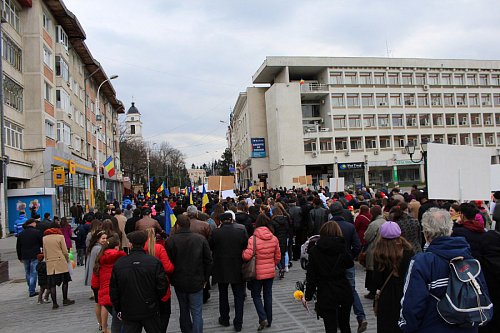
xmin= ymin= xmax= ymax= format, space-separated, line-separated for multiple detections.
xmin=64 ymin=0 xmax=500 ymax=166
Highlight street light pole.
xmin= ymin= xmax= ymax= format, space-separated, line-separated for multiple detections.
xmin=95 ymin=75 xmax=118 ymax=191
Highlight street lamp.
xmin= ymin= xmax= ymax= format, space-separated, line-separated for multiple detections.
xmin=404 ymin=141 xmax=428 ymax=190
xmin=220 ymin=119 xmax=238 ymax=190
xmin=95 ymin=75 xmax=118 ymax=191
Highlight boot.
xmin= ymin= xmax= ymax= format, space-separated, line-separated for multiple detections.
xmin=63 ymin=299 xmax=75 ymax=306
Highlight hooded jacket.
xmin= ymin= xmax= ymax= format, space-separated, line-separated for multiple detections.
xmin=451 ymin=220 xmax=485 ymax=258
xmin=14 ymin=213 xmax=28 ymax=236
xmin=91 ymin=249 xmax=127 ymax=306
xmin=305 ymin=236 xmax=354 ymax=314
xmin=399 ymin=236 xmax=489 ymax=333
xmin=270 ymin=215 xmax=289 ymax=250
xmin=242 ymin=226 xmax=280 ymax=280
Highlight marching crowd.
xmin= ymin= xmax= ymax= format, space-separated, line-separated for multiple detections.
xmin=14 ymin=186 xmax=500 ymax=333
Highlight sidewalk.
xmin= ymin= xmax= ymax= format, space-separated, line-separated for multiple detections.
xmin=0 ymin=236 xmax=377 ymax=333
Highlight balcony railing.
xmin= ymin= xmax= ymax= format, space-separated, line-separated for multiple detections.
xmin=301 ymin=83 xmax=329 ymax=92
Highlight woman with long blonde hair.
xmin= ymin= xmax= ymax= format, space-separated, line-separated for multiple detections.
xmin=144 ymin=228 xmax=174 ymax=332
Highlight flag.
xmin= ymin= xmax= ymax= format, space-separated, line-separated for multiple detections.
xmin=157 ymin=181 xmax=165 ymax=194
xmin=146 ymin=191 xmax=150 ymax=199
xmin=164 ymin=187 xmax=170 ymax=197
xmin=189 ymin=191 xmax=194 ymax=205
xmin=149 ymin=177 xmax=154 ymax=184
xmin=103 ymin=156 xmax=115 ymax=177
xmin=164 ymin=203 xmax=177 ymax=235
xmin=202 ymin=184 xmax=209 ymax=212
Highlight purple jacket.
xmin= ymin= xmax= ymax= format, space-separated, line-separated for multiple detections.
xmin=61 ymin=226 xmax=73 ymax=248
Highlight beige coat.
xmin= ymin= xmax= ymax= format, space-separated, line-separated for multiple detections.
xmin=115 ymin=214 xmax=129 ymax=248
xmin=43 ymin=234 xmax=69 ymax=275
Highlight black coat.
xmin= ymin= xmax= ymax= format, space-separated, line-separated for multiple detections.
xmin=270 ymin=215 xmax=289 ymax=251
xmin=308 ymin=206 xmax=329 ymax=235
xmin=305 ymin=236 xmax=353 ymax=316
xmin=124 ymin=216 xmax=140 ymax=235
xmin=166 ymin=228 xmax=213 ymax=293
xmin=373 ymin=249 xmax=413 ymax=333
xmin=74 ymin=223 xmax=90 ymax=250
xmin=109 ymin=248 xmax=167 ymax=321
xmin=16 ymin=226 xmax=43 ymax=260
xmin=479 ymin=230 xmax=500 ymax=333
xmin=235 ymin=212 xmax=254 ymax=237
xmin=451 ymin=224 xmax=485 ymax=259
xmin=210 ymin=223 xmax=248 ymax=284
xmin=288 ymin=205 xmax=304 ymax=230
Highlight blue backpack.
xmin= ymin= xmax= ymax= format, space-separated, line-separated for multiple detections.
xmin=434 ymin=256 xmax=493 ymax=328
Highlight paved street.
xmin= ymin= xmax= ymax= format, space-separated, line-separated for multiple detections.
xmin=0 ymin=236 xmax=377 ymax=333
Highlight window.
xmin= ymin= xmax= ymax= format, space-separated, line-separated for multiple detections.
xmin=56 ymin=89 xmax=71 ymax=114
xmin=320 ymin=139 xmax=332 ymax=151
xmin=446 ymin=115 xmax=456 ymax=126
xmin=444 ymin=94 xmax=454 ymax=106
xmin=441 ymin=74 xmax=452 ymax=85
xmin=4 ymin=75 xmax=23 ymax=112
xmin=348 ymin=116 xmax=361 ymax=128
xmin=404 ymin=93 xmax=415 ymax=106
xmin=380 ymin=137 xmax=391 ymax=149
xmin=57 ymin=121 xmax=71 ymax=145
xmin=359 ymin=73 xmax=372 ymax=84
xmin=469 ymin=94 xmax=479 ymax=106
xmin=346 ymin=94 xmax=359 ymax=107
xmin=415 ymin=73 xmax=426 ymax=85
xmin=55 ymin=56 xmax=69 ymax=83
xmin=420 ymin=114 xmax=430 ymax=127
xmin=335 ymin=139 xmax=347 ymax=151
xmin=301 ymin=104 xmax=320 ymax=118
xmin=482 ymin=94 xmax=492 ymax=106
xmin=73 ymin=135 xmax=81 ymax=152
xmin=80 ymin=112 xmax=85 ymax=127
xmin=418 ymin=94 xmax=429 ymax=106
xmin=430 ymin=93 xmax=441 ymax=106
xmin=330 ymin=72 xmax=342 ymax=84
xmin=350 ymin=138 xmax=362 ymax=150
xmin=406 ymin=114 xmax=418 ymax=127
xmin=374 ymin=72 xmax=385 ymax=85
xmin=4 ymin=120 xmax=23 ymax=149
xmin=390 ymin=94 xmax=401 ymax=106
xmin=388 ymin=73 xmax=399 ymax=85
xmin=303 ymin=139 xmax=316 ymax=152
xmin=454 ymin=74 xmax=464 ymax=85
xmin=428 ymin=73 xmax=439 ymax=85
xmin=402 ymin=73 xmax=413 ymax=85
xmin=494 ymin=94 xmax=500 ymax=106
xmin=2 ymin=35 xmax=22 ymax=72
xmin=42 ymin=12 xmax=52 ymax=34
xmin=378 ymin=115 xmax=390 ymax=127
xmin=492 ymin=74 xmax=500 ymax=86
xmin=456 ymin=94 xmax=466 ymax=106
xmin=344 ymin=72 xmax=357 ymax=84
xmin=45 ymin=120 xmax=55 ymax=140
xmin=361 ymin=94 xmax=374 ymax=107
xmin=480 ymin=74 xmax=489 ymax=85
xmin=333 ymin=116 xmax=346 ymax=129
xmin=467 ymin=74 xmax=477 ymax=85
xmin=4 ymin=0 xmax=20 ymax=32
xmin=365 ymin=137 xmax=377 ymax=149
xmin=331 ymin=94 xmax=344 ymax=107
xmin=56 ymin=26 xmax=69 ymax=50
xmin=376 ymin=94 xmax=388 ymax=106
xmin=363 ymin=115 xmax=375 ymax=128
xmin=90 ymin=101 xmax=95 ymax=113
xmin=43 ymin=46 xmax=52 ymax=69
xmin=44 ymin=81 xmax=52 ymax=103
xmin=392 ymin=114 xmax=404 ymax=127
xmin=130 ymin=125 xmax=136 ymax=135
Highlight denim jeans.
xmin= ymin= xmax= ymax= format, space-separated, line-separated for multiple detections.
xmin=176 ymin=289 xmax=203 ymax=333
xmin=23 ymin=259 xmax=38 ymax=296
xmin=250 ymin=278 xmax=274 ymax=324
xmin=218 ymin=282 xmax=244 ymax=329
xmin=346 ymin=266 xmax=365 ymax=322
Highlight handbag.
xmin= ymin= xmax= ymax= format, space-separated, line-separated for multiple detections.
xmin=373 ymin=271 xmax=394 ymax=316
xmin=242 ymin=236 xmax=257 ymax=281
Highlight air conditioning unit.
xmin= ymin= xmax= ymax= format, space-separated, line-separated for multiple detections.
xmin=67 ymin=113 xmax=72 ymax=118
xmin=379 ymin=102 xmax=387 ymax=106
xmin=374 ymin=150 xmax=379 ymax=155
xmin=485 ymin=120 xmax=491 ymax=125
xmin=311 ymin=151 xmax=318 ymax=158
xmin=344 ymin=151 xmax=350 ymax=156
xmin=401 ymin=149 xmax=407 ymax=154
xmin=423 ymin=84 xmax=429 ymax=91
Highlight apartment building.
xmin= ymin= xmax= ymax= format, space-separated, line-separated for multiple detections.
xmin=231 ymin=56 xmax=500 ymax=190
xmin=1 ymin=0 xmax=124 ymax=234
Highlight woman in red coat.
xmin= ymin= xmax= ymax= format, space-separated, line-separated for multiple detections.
xmin=144 ymin=228 xmax=174 ymax=333
xmin=243 ymin=214 xmax=281 ymax=331
xmin=354 ymin=205 xmax=372 ymax=247
xmin=91 ymin=235 xmax=126 ymax=333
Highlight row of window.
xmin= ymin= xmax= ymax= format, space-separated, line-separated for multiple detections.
xmin=330 ymin=71 xmax=500 ymax=86
xmin=4 ymin=0 xmax=20 ymax=33
xmin=331 ymin=92 xmax=500 ymax=108
xmin=4 ymin=74 xmax=23 ymax=112
xmin=304 ymin=133 xmax=498 ymax=152
xmin=2 ymin=34 xmax=22 ymax=72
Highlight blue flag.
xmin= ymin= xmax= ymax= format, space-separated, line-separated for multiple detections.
xmin=164 ymin=203 xmax=177 ymax=235
xmin=164 ymin=187 xmax=170 ymax=197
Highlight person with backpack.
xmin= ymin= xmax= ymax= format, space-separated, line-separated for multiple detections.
xmin=399 ymin=208 xmax=492 ymax=333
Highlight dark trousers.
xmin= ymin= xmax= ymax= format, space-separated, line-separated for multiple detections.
xmin=250 ymin=278 xmax=274 ymax=324
xmin=159 ymin=299 xmax=171 ymax=333
xmin=76 ymin=248 xmax=85 ymax=266
xmin=293 ymin=228 xmax=307 ymax=260
xmin=122 ymin=315 xmax=161 ymax=333
xmin=218 ymin=282 xmax=245 ymax=329
xmin=321 ymin=303 xmax=352 ymax=333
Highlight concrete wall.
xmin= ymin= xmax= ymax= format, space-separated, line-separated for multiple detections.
xmin=247 ymin=87 xmax=269 ymax=185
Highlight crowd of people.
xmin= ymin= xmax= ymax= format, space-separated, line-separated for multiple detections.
xmin=14 ymin=185 xmax=500 ymax=333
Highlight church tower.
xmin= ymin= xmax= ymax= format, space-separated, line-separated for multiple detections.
xmin=125 ymin=102 xmax=143 ymax=140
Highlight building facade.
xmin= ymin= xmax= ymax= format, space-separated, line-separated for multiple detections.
xmin=124 ymin=102 xmax=143 ymax=140
xmin=1 ymin=0 xmax=124 ymax=234
xmin=231 ymin=56 xmax=500 ymax=190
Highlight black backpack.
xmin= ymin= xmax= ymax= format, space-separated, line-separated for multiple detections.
xmin=434 ymin=256 xmax=493 ymax=328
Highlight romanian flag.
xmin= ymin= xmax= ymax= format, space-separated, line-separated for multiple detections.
xmin=164 ymin=187 xmax=170 ymax=197
xmin=164 ymin=203 xmax=177 ymax=235
xmin=202 ymin=184 xmax=209 ymax=212
xmin=146 ymin=191 xmax=150 ymax=200
xmin=103 ymin=156 xmax=115 ymax=177
xmin=157 ymin=181 xmax=165 ymax=194
xmin=189 ymin=191 xmax=194 ymax=205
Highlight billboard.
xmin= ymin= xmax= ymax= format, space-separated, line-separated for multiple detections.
xmin=251 ymin=138 xmax=266 ymax=158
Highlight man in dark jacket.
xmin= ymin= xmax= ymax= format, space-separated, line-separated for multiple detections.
xmin=109 ymin=230 xmax=167 ymax=332
xmin=330 ymin=206 xmax=367 ymax=332
xmin=308 ymin=197 xmax=329 ymax=236
xmin=125 ymin=208 xmax=141 ymax=234
xmin=37 ymin=213 xmax=52 ymax=233
xmin=16 ymin=218 xmax=43 ymax=297
xmin=288 ymin=199 xmax=304 ymax=260
xmin=329 ymin=201 xmax=354 ymax=224
xmin=235 ymin=201 xmax=254 ymax=237
xmin=209 ymin=212 xmax=248 ymax=332
xmin=166 ymin=214 xmax=213 ymax=333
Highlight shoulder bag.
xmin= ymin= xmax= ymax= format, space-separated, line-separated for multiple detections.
xmin=373 ymin=271 xmax=394 ymax=316
xmin=242 ymin=236 xmax=257 ymax=281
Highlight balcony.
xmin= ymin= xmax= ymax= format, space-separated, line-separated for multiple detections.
xmin=300 ymin=82 xmax=329 ymax=101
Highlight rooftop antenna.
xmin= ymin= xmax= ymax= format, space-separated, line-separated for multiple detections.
xmin=385 ymin=39 xmax=393 ymax=58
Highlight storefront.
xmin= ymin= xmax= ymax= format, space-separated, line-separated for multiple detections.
xmin=338 ymin=162 xmax=366 ymax=189
xmin=368 ymin=159 xmax=422 ymax=187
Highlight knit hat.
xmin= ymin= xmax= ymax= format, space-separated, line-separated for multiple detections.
xmin=380 ymin=221 xmax=401 ymax=239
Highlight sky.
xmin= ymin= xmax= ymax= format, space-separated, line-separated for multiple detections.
xmin=64 ymin=0 xmax=500 ymax=166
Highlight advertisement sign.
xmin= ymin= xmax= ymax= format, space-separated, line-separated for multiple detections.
xmin=251 ymin=138 xmax=266 ymax=158
xmin=68 ymin=160 xmax=76 ymax=175
xmin=53 ymin=167 xmax=65 ymax=186
xmin=338 ymin=162 xmax=364 ymax=170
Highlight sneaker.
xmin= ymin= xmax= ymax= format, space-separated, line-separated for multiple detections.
xmin=285 ymin=266 xmax=289 ymax=273
xmin=357 ymin=320 xmax=368 ymax=333
xmin=37 ymin=300 xmax=43 ymax=305
xmin=257 ymin=320 xmax=268 ymax=331
xmin=63 ymin=299 xmax=75 ymax=306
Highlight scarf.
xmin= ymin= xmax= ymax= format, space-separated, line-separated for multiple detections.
xmin=462 ymin=219 xmax=485 ymax=233
xmin=44 ymin=228 xmax=63 ymax=236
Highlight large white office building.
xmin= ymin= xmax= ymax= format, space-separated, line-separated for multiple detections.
xmin=230 ymin=56 xmax=500 ymax=190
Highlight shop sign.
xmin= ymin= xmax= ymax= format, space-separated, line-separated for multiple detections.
xmin=68 ymin=160 xmax=76 ymax=175
xmin=53 ymin=167 xmax=65 ymax=186
xmin=251 ymin=138 xmax=266 ymax=158
xmin=338 ymin=162 xmax=364 ymax=170
xmin=395 ymin=159 xmax=423 ymax=166
xmin=258 ymin=173 xmax=268 ymax=180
